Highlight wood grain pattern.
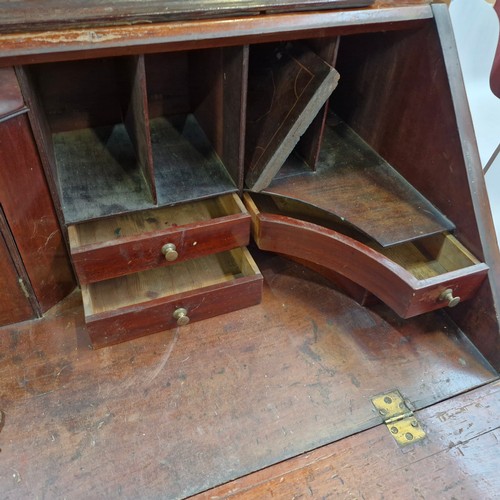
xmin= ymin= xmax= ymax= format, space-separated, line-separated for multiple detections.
xmin=248 ymin=205 xmax=488 ymax=318
xmin=0 ymin=213 xmax=35 ymax=326
xmin=69 ymin=195 xmax=250 ymax=284
xmin=333 ymin=11 xmax=500 ymax=368
xmin=196 ymin=380 xmax=500 ymax=499
xmin=245 ymin=43 xmax=340 ymax=191
xmin=0 ymin=6 xmax=432 ymax=70
xmin=0 ymin=0 xmax=375 ymax=34
xmin=0 ymin=250 xmax=495 ymax=498
xmin=83 ymin=248 xmax=263 ymax=347
xmin=0 ymin=113 xmax=75 ymax=313
xmin=264 ymin=116 xmax=455 ymax=247
xmin=0 ymin=67 xmax=25 ymax=120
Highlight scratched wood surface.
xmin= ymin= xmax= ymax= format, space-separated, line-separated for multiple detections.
xmin=197 ymin=379 xmax=500 ymax=499
xmin=0 ymin=250 xmax=495 ymax=499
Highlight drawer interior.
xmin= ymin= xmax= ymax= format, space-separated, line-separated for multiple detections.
xmin=82 ymin=247 xmax=259 ymax=315
xmin=247 ymin=193 xmax=482 ymax=279
xmin=68 ymin=194 xmax=247 ymax=249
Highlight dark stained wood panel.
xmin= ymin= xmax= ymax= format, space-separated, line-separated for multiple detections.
xmin=0 ymin=0 xmax=375 ymax=34
xmin=0 ymin=250 xmax=495 ymax=498
xmin=198 ymin=380 xmax=500 ymax=499
xmin=0 ymin=67 xmax=25 ymax=120
xmin=0 ymin=222 xmax=35 ymax=326
xmin=263 ymin=116 xmax=455 ymax=247
xmin=245 ymin=43 xmax=340 ymax=191
xmin=0 ymin=113 xmax=75 ymax=312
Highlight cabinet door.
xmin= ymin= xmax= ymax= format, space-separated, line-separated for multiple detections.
xmin=0 ymin=229 xmax=35 ymax=326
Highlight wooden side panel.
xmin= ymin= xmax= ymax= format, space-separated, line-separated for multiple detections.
xmin=0 ymin=113 xmax=75 ymax=312
xmin=0 ymin=217 xmax=35 ymax=326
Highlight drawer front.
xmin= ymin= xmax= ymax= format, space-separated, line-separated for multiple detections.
xmin=69 ymin=195 xmax=250 ymax=284
xmin=85 ymin=276 xmax=262 ymax=348
xmin=250 ymin=210 xmax=488 ymax=319
xmin=81 ymin=247 xmax=263 ymax=348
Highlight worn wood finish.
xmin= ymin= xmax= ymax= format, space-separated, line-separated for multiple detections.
xmin=0 ymin=214 xmax=36 ymax=326
xmin=151 ymin=114 xmax=237 ymax=206
xmin=0 ymin=112 xmax=75 ymax=312
xmin=197 ymin=380 xmax=500 ymax=499
xmin=0 ymin=0 xmax=375 ymax=34
xmin=69 ymin=195 xmax=250 ymax=284
xmin=245 ymin=43 xmax=340 ymax=191
xmin=254 ymin=213 xmax=488 ymax=318
xmin=119 ymin=55 xmax=156 ymax=203
xmin=82 ymin=248 xmax=263 ymax=347
xmin=0 ymin=7 xmax=432 ymax=67
xmin=0 ymin=250 xmax=495 ymax=498
xmin=295 ymin=37 xmax=340 ymax=171
xmin=263 ymin=117 xmax=455 ymax=247
xmin=334 ymin=11 xmax=500 ymax=368
xmin=0 ymin=67 xmax=25 ymax=120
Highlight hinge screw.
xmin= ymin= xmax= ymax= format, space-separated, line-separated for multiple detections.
xmin=405 ymin=433 xmax=414 ymax=441
xmin=390 ymin=426 xmax=398 ymax=434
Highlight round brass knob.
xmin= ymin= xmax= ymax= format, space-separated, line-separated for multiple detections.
xmin=173 ymin=308 xmax=190 ymax=326
xmin=161 ymin=243 xmax=178 ymax=262
xmin=439 ymin=289 xmax=460 ymax=308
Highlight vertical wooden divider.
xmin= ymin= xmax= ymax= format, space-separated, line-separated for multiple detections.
xmin=296 ymin=37 xmax=341 ymax=170
xmin=222 ymin=45 xmax=249 ymax=191
xmin=117 ymin=55 xmax=156 ymax=204
xmin=15 ymin=66 xmax=65 ymax=224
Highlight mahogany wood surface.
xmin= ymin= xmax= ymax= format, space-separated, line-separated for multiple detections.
xmin=0 ymin=0 xmax=375 ymax=34
xmin=0 ymin=250 xmax=496 ymax=498
xmin=0 ymin=113 xmax=75 ymax=313
xmin=0 ymin=216 xmax=36 ymax=326
xmin=0 ymin=6 xmax=432 ymax=66
xmin=70 ymin=213 xmax=250 ymax=284
xmin=264 ymin=117 xmax=455 ymax=247
xmin=333 ymin=11 xmax=500 ymax=368
xmin=251 ymin=211 xmax=488 ymax=318
xmin=0 ymin=67 xmax=24 ymax=120
xmin=197 ymin=379 xmax=500 ymax=499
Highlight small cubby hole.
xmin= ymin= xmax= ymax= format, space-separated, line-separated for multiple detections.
xmin=23 ymin=56 xmax=155 ymax=224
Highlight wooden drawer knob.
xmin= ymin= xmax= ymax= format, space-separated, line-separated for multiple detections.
xmin=161 ymin=243 xmax=178 ymax=262
xmin=173 ymin=307 xmax=190 ymax=326
xmin=439 ymin=289 xmax=460 ymax=308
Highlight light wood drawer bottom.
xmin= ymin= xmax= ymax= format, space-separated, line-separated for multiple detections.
xmin=82 ymin=247 xmax=262 ymax=348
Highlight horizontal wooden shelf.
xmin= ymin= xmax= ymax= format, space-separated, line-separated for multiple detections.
xmin=69 ymin=193 xmax=250 ymax=284
xmin=245 ymin=194 xmax=488 ymax=318
xmin=260 ymin=115 xmax=455 ymax=247
xmin=82 ymin=247 xmax=263 ymax=347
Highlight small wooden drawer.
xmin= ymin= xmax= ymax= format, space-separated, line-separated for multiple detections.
xmin=68 ymin=194 xmax=250 ymax=284
xmin=245 ymin=194 xmax=489 ymax=318
xmin=82 ymin=247 xmax=263 ymax=348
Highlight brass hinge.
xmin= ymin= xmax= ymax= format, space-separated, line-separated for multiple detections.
xmin=371 ymin=390 xmax=426 ymax=446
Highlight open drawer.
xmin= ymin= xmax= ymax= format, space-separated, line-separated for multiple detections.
xmin=81 ymin=247 xmax=263 ymax=348
xmin=244 ymin=194 xmax=489 ymax=318
xmin=68 ymin=194 xmax=250 ymax=284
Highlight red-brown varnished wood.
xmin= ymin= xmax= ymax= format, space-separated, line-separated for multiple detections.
xmin=0 ymin=6 xmax=432 ymax=67
xmin=0 ymin=112 xmax=75 ymax=313
xmin=0 ymin=219 xmax=35 ymax=326
xmin=333 ymin=9 xmax=500 ymax=368
xmin=250 ymin=209 xmax=488 ymax=318
xmin=0 ymin=67 xmax=25 ymax=120
xmin=70 ymin=212 xmax=250 ymax=284
xmin=0 ymin=250 xmax=495 ymax=498
xmin=196 ymin=380 xmax=500 ymax=499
